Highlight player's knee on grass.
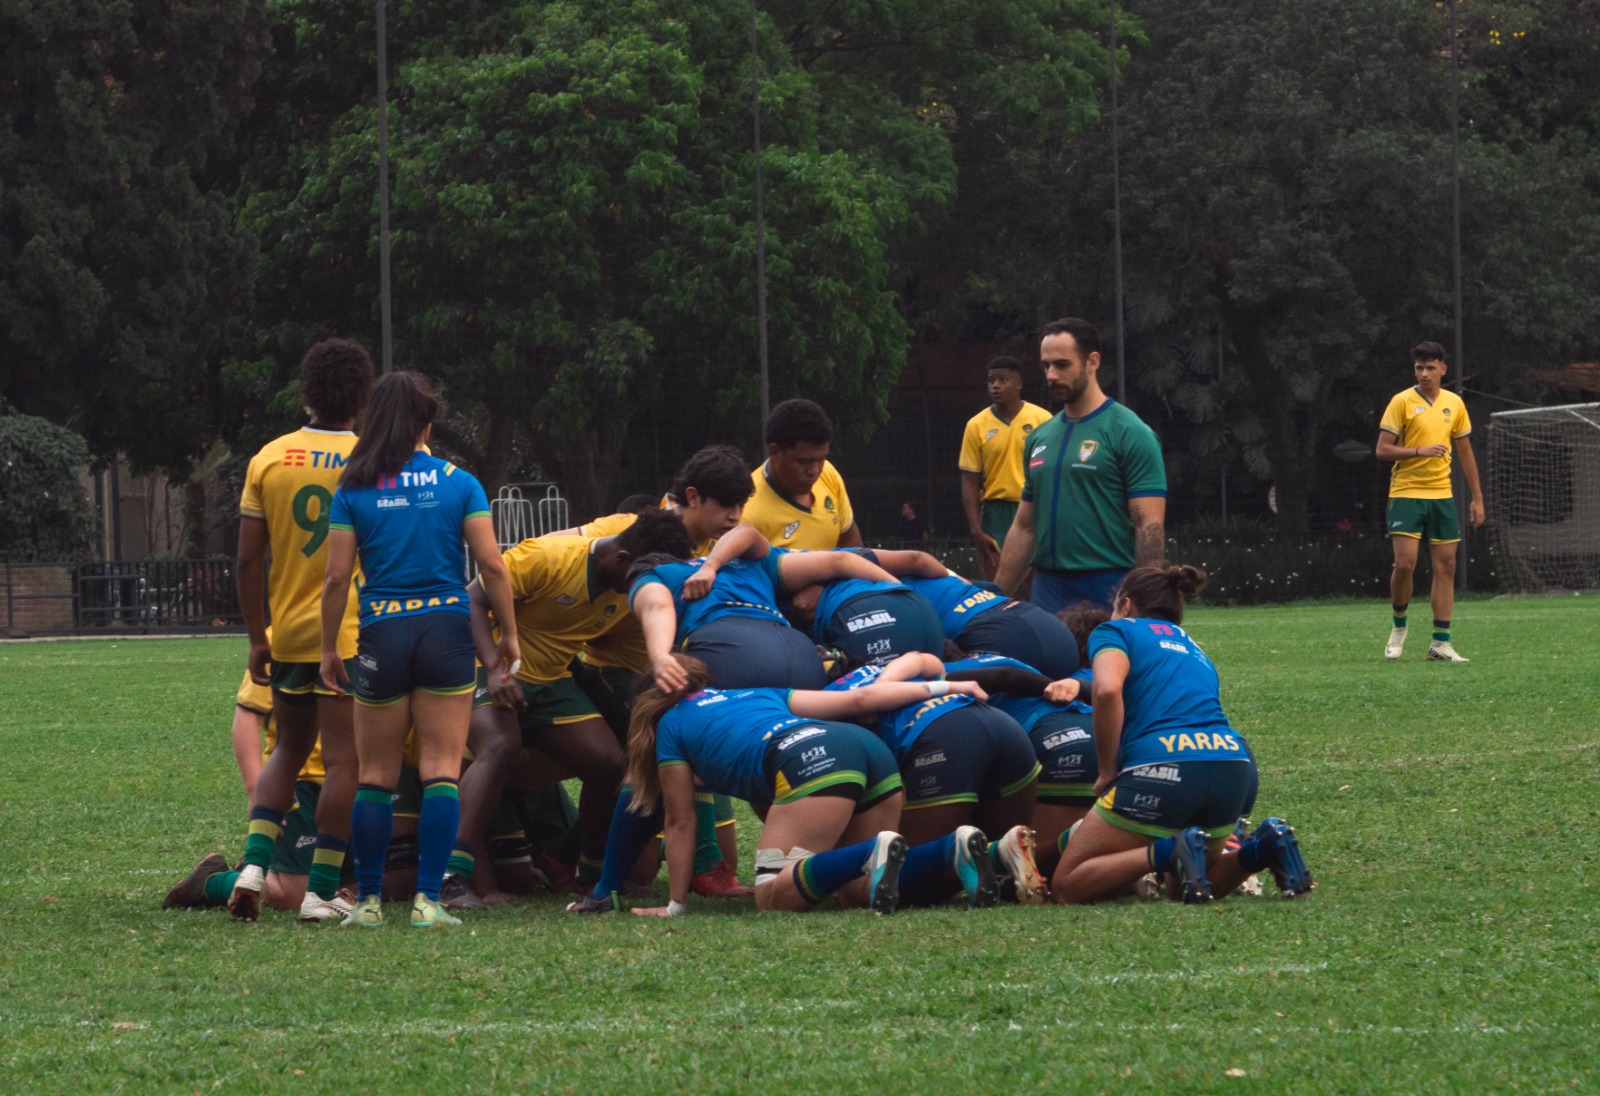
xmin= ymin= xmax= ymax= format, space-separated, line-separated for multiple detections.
xmin=753 ymin=846 xmax=814 ymax=912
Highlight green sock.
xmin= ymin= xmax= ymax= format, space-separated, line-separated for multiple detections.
xmin=446 ymin=845 xmax=477 ymax=879
xmin=692 ymin=793 xmax=721 ymax=874
xmin=242 ymin=807 xmax=285 ymax=870
xmin=203 ymin=870 xmax=240 ymax=904
xmin=307 ymin=836 xmax=348 ymax=900
xmin=1433 ymin=619 xmax=1450 ymax=643
xmin=1392 ymin=604 xmax=1408 ymax=629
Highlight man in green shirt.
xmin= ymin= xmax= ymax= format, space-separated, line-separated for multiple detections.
xmin=994 ymin=318 xmax=1167 ymax=613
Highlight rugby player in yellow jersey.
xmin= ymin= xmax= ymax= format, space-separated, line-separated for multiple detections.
xmin=742 ymin=398 xmax=862 ymax=550
xmin=960 ymin=357 xmax=1052 ymax=579
xmin=444 ymin=510 xmax=696 ymax=902
xmin=231 ymin=338 xmax=373 ymax=922
xmin=1376 ymin=342 xmax=1485 ymax=663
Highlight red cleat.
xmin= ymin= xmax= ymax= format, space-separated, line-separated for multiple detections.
xmin=690 ymin=861 xmax=754 ymax=899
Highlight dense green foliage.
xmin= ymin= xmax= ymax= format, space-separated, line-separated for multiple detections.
xmin=0 ymin=411 xmax=96 ymax=561
xmin=2 ymin=600 xmax=1597 ymax=1088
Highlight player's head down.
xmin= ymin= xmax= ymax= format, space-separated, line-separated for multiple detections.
xmin=1113 ymin=562 xmax=1207 ymax=624
xmin=340 ymin=371 xmax=437 ymax=489
xmin=764 ymin=398 xmax=833 ymax=496
xmin=299 ymin=338 xmax=375 ymax=423
xmin=625 ymin=654 xmax=714 ymax=811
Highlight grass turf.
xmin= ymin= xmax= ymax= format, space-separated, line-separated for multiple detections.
xmin=1 ymin=597 xmax=1597 ymax=1092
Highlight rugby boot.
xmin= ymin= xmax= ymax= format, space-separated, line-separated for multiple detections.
xmin=690 ymin=861 xmax=755 ymax=899
xmin=228 ymin=863 xmax=266 ymax=921
xmin=1169 ymin=826 xmax=1213 ymax=905
xmin=1247 ymin=817 xmax=1315 ymax=897
xmin=163 ymin=853 xmax=230 ymax=910
xmin=952 ymin=825 xmax=999 ymax=908
xmin=992 ymin=826 xmax=1048 ymax=905
xmin=864 ymin=831 xmax=907 ymax=915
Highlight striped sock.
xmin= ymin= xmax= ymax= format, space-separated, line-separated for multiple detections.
xmin=1392 ymin=604 xmax=1408 ymax=629
xmin=1433 ymin=619 xmax=1450 ymax=643
xmin=692 ymin=793 xmax=721 ymax=874
xmin=1149 ymin=835 xmax=1176 ymax=873
xmin=243 ymin=806 xmax=286 ymax=870
xmin=446 ymin=843 xmax=477 ymax=880
xmin=417 ymin=779 xmax=461 ymax=902
xmin=203 ymin=870 xmax=240 ymax=904
xmin=308 ymin=835 xmax=348 ymax=900
xmin=351 ymin=784 xmax=394 ymax=900
xmin=793 ymin=838 xmax=878 ymax=905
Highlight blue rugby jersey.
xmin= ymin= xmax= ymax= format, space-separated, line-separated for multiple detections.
xmin=629 ymin=554 xmax=787 ymax=644
xmin=898 ymin=574 xmax=1008 ymax=638
xmin=656 ymin=687 xmax=809 ymax=804
xmin=825 ymin=664 xmax=976 ymax=758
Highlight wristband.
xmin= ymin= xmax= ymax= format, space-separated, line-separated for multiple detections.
xmin=667 ymin=899 xmax=687 ymax=916
xmin=927 ymin=680 xmax=951 ymax=697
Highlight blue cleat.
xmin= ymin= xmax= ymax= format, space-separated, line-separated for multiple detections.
xmin=1169 ymin=826 xmax=1213 ymax=905
xmin=952 ymin=825 xmax=998 ymax=908
xmin=863 ymin=831 xmax=907 ymax=915
xmin=1250 ymin=818 xmax=1315 ymax=897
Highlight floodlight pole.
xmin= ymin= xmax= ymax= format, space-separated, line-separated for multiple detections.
xmin=1110 ymin=0 xmax=1126 ymax=402
xmin=749 ymin=0 xmax=771 ymax=426
xmin=377 ymin=0 xmax=393 ymax=373
xmin=1449 ymin=0 xmax=1467 ymax=587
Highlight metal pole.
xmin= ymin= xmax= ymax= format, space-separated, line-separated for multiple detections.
xmin=1110 ymin=0 xmax=1126 ymax=401
xmin=1449 ymin=0 xmax=1467 ymax=588
xmin=749 ymin=0 xmax=771 ymax=426
xmin=377 ymin=0 xmax=394 ymax=373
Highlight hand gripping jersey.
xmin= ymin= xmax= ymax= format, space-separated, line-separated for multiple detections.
xmin=941 ymin=653 xmax=1090 ymax=729
xmin=579 ymin=509 xmax=719 ymax=672
xmin=655 ymin=686 xmax=810 ymax=804
xmin=629 ymin=554 xmax=788 ymax=645
xmin=825 ymin=664 xmax=977 ymax=758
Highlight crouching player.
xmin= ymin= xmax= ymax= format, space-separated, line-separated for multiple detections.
xmin=1051 ymin=563 xmax=1314 ymax=905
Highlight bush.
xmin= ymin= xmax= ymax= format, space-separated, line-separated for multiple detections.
xmin=0 ymin=413 xmax=97 ymax=562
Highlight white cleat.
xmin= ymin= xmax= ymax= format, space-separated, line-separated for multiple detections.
xmin=1427 ymin=640 xmax=1469 ymax=663
xmin=992 ymin=826 xmax=1048 ymax=905
xmin=299 ymin=887 xmax=355 ymax=923
xmin=1384 ymin=626 xmax=1407 ymax=660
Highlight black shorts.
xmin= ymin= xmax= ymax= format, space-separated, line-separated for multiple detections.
xmin=1096 ymin=759 xmax=1259 ymax=841
xmin=686 ymin=617 xmax=827 ymax=690
xmin=955 ymin=600 xmax=1082 ymax=679
xmin=1028 ymin=710 xmax=1096 ymax=806
xmin=900 ymin=703 xmax=1040 ymax=810
xmin=352 ymin=611 xmax=476 ymax=705
xmin=762 ymin=721 xmax=903 ymax=808
xmin=821 ymin=588 xmax=946 ymax=669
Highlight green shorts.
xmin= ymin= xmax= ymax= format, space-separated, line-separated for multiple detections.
xmin=569 ymin=659 xmax=639 ymax=743
xmin=271 ymin=660 xmax=352 ymax=702
xmin=1387 ymin=496 xmax=1461 ymax=544
xmin=474 ymin=671 xmax=599 ymax=730
xmin=269 ymin=780 xmax=357 ymax=879
xmin=980 ymin=499 xmax=1019 ymax=550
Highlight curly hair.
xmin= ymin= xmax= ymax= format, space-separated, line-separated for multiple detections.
xmin=764 ymin=398 xmax=833 ymax=450
xmin=300 ymin=338 xmax=375 ymax=424
xmin=668 ymin=444 xmax=753 ymax=508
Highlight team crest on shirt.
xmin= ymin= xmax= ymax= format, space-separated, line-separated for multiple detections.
xmin=554 ymin=594 xmax=576 ymax=605
xmin=985 ymin=428 xmax=999 ymax=442
xmin=1077 ymin=439 xmax=1099 ymax=463
xmin=1022 ymin=423 xmax=1035 ymax=435
xmin=824 ymin=497 xmax=835 ymax=512
xmin=602 ymin=605 xmax=617 ymax=617
xmin=1442 ymin=407 xmax=1452 ymax=417
xmin=783 ymin=520 xmax=800 ymax=539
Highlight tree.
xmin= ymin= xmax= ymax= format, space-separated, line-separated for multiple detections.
xmin=0 ymin=411 xmax=96 ymax=561
xmin=0 ymin=2 xmax=272 ymax=476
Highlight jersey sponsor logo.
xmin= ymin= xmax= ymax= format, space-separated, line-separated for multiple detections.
xmin=366 ymin=595 xmax=463 ymax=617
xmin=1156 ymin=731 xmax=1241 ymax=753
xmin=1442 ymin=407 xmax=1452 ymax=417
xmin=1041 ymin=729 xmax=1091 ymax=751
xmin=602 ymin=604 xmax=617 ymax=617
xmin=775 ymin=727 xmax=826 ymax=751
xmin=845 ymin=610 xmax=896 ymax=633
xmin=1414 ymin=405 xmax=1425 ymax=414
xmin=783 ymin=520 xmax=801 ymax=539
xmin=800 ymin=745 xmax=828 ymax=764
xmin=359 ymin=654 xmax=378 ymax=669
xmin=554 ymin=594 xmax=576 ymax=605
xmin=1158 ymin=640 xmax=1190 ymax=654
xmin=951 ymin=589 xmax=999 ymax=615
xmin=865 ymin=638 xmax=893 ymax=656
xmin=1392 ymin=520 xmax=1404 ymax=528
xmin=914 ymin=749 xmax=948 ymax=768
xmin=1029 ymin=459 xmax=1044 ymax=469
xmin=1032 ymin=444 xmax=1047 ymax=458
xmin=1076 ymin=439 xmax=1099 ymax=463
xmin=1131 ymin=793 xmax=1162 ymax=810
xmin=692 ymin=691 xmax=730 ymax=707
xmin=1132 ymin=764 xmax=1181 ymax=783
xmin=985 ymin=428 xmax=999 ymax=442
xmin=283 ymin=448 xmax=349 ymax=470
xmin=1146 ymin=622 xmax=1177 ymax=636
xmin=295 ymin=835 xmax=316 ymax=848
xmin=376 ymin=497 xmax=409 ymax=509
xmin=284 ymin=449 xmax=308 ymax=468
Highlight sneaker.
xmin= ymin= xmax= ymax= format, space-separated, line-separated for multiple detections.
xmin=992 ymin=826 xmax=1048 ymax=905
xmin=439 ymin=873 xmax=487 ymax=911
xmin=690 ymin=861 xmax=755 ymax=899
xmin=863 ymin=831 xmax=907 ymax=915
xmin=1427 ymin=640 xmax=1469 ymax=663
xmin=340 ymin=894 xmax=384 ymax=928
xmin=565 ymin=890 xmax=621 ymax=914
xmin=1248 ymin=818 xmax=1315 ymax=897
xmin=1384 ymin=626 xmax=1407 ymax=660
xmin=410 ymin=893 xmax=462 ymax=928
xmin=1169 ymin=827 xmax=1213 ymax=905
xmin=298 ymin=887 xmax=355 ymax=923
xmin=163 ymin=853 xmax=231 ymax=910
xmin=952 ymin=825 xmax=998 ymax=908
xmin=227 ymin=863 xmax=266 ymax=921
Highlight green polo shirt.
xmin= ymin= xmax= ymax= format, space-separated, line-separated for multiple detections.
xmin=1020 ymin=399 xmax=1166 ymax=571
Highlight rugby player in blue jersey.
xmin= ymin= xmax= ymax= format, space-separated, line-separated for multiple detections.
xmin=318 ymin=372 xmax=521 ymax=928
xmin=774 ymin=548 xmax=945 ymax=670
xmin=1050 ymin=563 xmax=1314 ymax=905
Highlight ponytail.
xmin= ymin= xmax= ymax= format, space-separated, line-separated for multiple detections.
xmin=624 ymin=655 xmax=712 ymax=813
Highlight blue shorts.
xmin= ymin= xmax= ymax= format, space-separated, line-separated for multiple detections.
xmin=1030 ymin=567 xmax=1127 ymax=615
xmin=821 ymin=588 xmax=945 ymax=669
xmin=955 ymin=599 xmax=1082 ymax=679
xmin=686 ymin=617 xmax=827 ymax=690
xmin=1096 ymin=759 xmax=1259 ymax=841
xmin=900 ymin=703 xmax=1040 ymax=810
xmin=352 ymin=611 xmax=476 ymax=705
xmin=1027 ymin=710 xmax=1096 ymax=805
xmin=762 ymin=722 xmax=903 ymax=808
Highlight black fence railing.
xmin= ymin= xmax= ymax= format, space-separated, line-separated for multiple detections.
xmin=74 ymin=559 xmax=240 ymax=628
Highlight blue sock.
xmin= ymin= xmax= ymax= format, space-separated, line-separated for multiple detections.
xmin=417 ymin=779 xmax=461 ymax=902
xmin=351 ymin=784 xmax=393 ymax=900
xmin=1149 ymin=835 xmax=1176 ymax=873
xmin=593 ymin=786 xmax=663 ymax=899
xmin=898 ymin=833 xmax=957 ymax=892
xmin=1237 ymin=838 xmax=1268 ymax=874
xmin=793 ymin=838 xmax=877 ymax=905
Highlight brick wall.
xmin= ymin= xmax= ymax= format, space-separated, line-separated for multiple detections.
xmin=1 ymin=564 xmax=74 ymax=633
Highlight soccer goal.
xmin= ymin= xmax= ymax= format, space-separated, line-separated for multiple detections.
xmin=1488 ymin=402 xmax=1600 ymax=592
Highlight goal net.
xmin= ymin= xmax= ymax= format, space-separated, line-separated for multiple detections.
xmin=1488 ymin=402 xmax=1600 ymax=592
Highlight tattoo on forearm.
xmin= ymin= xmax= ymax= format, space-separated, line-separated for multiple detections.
xmin=1136 ymin=522 xmax=1165 ymax=564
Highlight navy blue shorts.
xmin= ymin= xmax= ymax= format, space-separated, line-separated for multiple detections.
xmin=955 ymin=599 xmax=1082 ymax=679
xmin=1027 ymin=709 xmax=1096 ymax=805
xmin=821 ymin=588 xmax=945 ymax=669
xmin=352 ymin=611 xmax=476 ymax=705
xmin=1030 ymin=567 xmax=1127 ymax=615
xmin=762 ymin=722 xmax=903 ymax=808
xmin=900 ymin=703 xmax=1041 ymax=810
xmin=1096 ymin=759 xmax=1259 ymax=841
xmin=686 ymin=617 xmax=827 ymax=690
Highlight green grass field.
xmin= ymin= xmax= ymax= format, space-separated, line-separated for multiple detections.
xmin=2 ymin=598 xmax=1597 ymax=1093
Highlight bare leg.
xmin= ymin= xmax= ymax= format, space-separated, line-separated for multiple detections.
xmin=522 ymin=716 xmax=625 ymax=869
xmin=751 ymin=797 xmax=858 ymax=913
xmin=1389 ymin=534 xmax=1420 ymax=612
xmin=974 ymin=780 xmax=1037 ymax=840
xmin=1032 ymin=803 xmax=1090 ymax=877
xmin=313 ymin=692 xmax=356 ymax=843
xmin=456 ymin=704 xmax=520 ymax=865
xmin=1429 ymin=539 xmax=1458 ymax=629
xmin=1051 ymin=811 xmax=1154 ymax=904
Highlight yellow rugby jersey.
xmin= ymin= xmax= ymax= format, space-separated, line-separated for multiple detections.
xmin=239 ymin=669 xmax=326 ymax=783
xmin=239 ymin=427 xmax=360 ymax=662
xmin=742 ymin=460 xmax=854 ymax=550
xmin=1379 ymin=388 xmax=1472 ymax=499
xmin=577 ymin=508 xmax=716 ymax=672
xmin=502 ymin=535 xmax=629 ymax=683
xmin=959 ymin=401 xmax=1053 ymax=502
